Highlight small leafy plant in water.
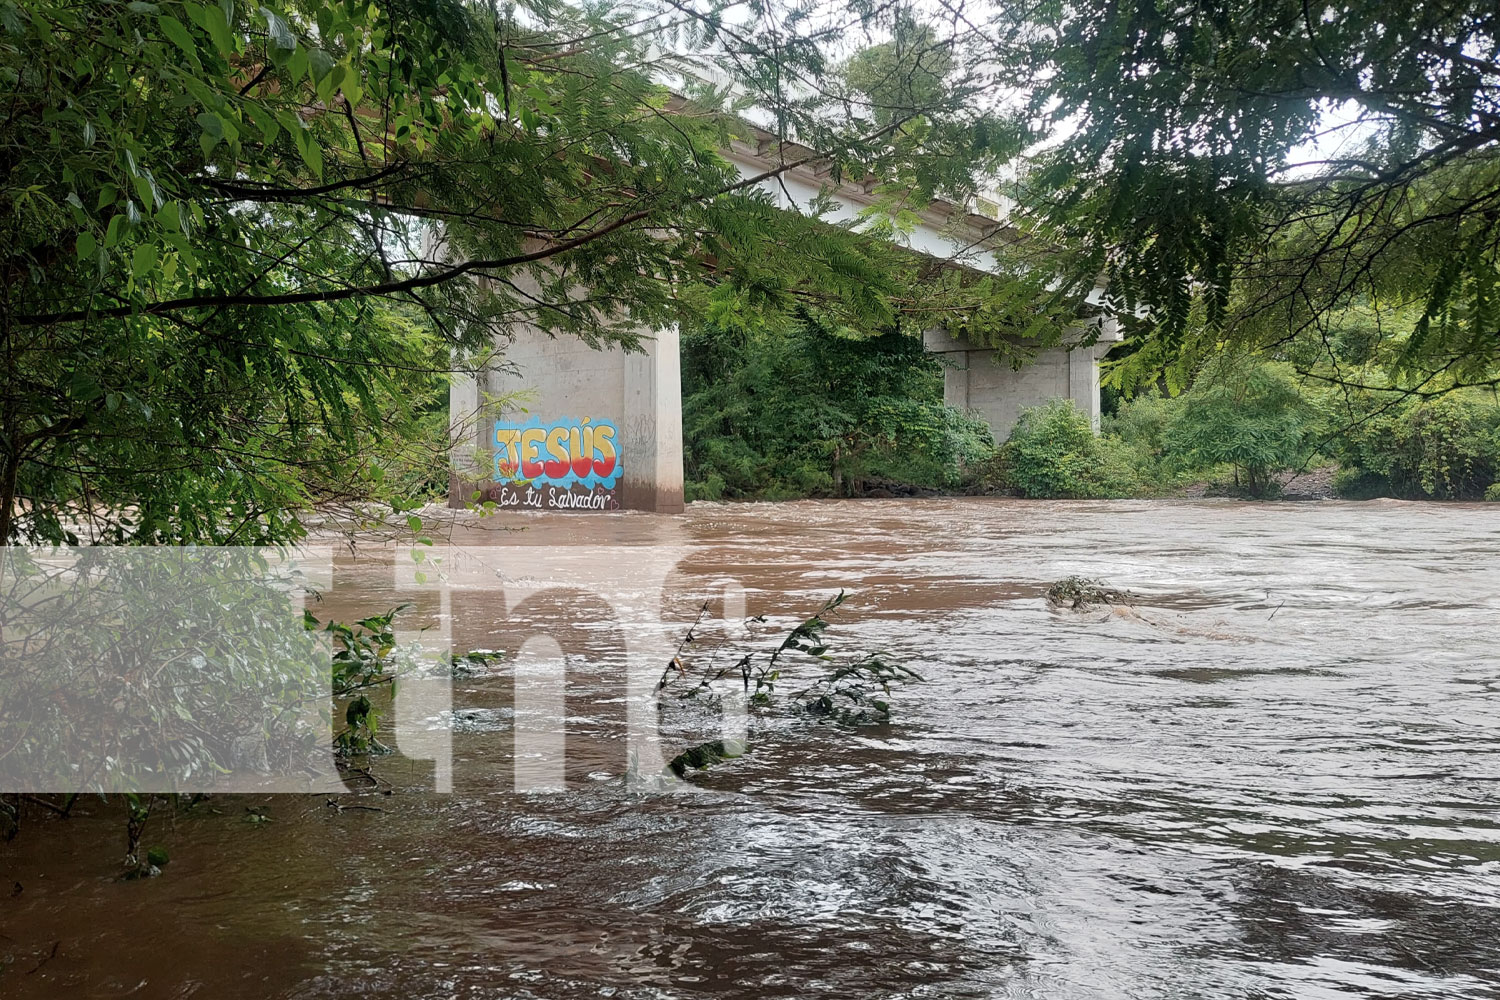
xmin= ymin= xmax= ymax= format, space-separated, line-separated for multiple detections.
xmin=449 ymin=648 xmax=505 ymax=678
xmin=308 ymin=604 xmax=407 ymax=756
xmin=797 ymin=651 xmax=921 ymax=724
xmin=305 ymin=605 xmax=504 ymax=756
xmin=658 ymin=591 xmax=920 ymax=776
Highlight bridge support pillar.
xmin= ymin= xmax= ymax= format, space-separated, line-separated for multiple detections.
xmin=923 ymin=320 xmax=1120 ymax=444
xmin=620 ymin=325 xmax=685 ymax=513
xmin=449 ymin=320 xmax=685 ymax=514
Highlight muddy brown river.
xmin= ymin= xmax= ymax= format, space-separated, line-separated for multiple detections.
xmin=3 ymin=498 xmax=1499 ymax=998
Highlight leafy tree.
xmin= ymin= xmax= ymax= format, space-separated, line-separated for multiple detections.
xmin=682 ymin=311 xmax=994 ymax=498
xmin=0 ymin=546 xmax=331 ymax=793
xmin=0 ymin=0 xmax=1044 ymax=542
xmin=1163 ymin=359 xmax=1316 ymax=496
xmin=1104 ymin=394 xmax=1179 ymax=462
xmin=844 ymin=14 xmax=954 ymax=124
xmin=989 ymin=0 xmax=1500 ymax=394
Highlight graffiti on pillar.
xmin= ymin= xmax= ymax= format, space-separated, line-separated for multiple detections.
xmin=491 ymin=415 xmax=620 ymax=510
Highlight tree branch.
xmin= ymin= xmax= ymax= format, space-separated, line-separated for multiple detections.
xmin=15 ymin=120 xmax=913 ymax=326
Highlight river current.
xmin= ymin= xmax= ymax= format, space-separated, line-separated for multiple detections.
xmin=3 ymin=498 xmax=1498 ymax=998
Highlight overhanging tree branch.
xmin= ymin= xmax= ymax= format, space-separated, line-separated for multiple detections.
xmin=14 ymin=122 xmax=912 ymax=327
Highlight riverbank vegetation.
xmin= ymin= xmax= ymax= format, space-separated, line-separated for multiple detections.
xmin=3 ymin=0 xmax=1496 ymax=538
xmin=684 ymin=325 xmax=1500 ymax=502
xmin=682 ymin=311 xmax=994 ymax=499
xmin=998 ymin=375 xmax=1500 ymax=502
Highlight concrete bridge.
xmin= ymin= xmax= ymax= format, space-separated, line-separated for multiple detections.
xmin=448 ymin=130 xmax=1117 ymax=513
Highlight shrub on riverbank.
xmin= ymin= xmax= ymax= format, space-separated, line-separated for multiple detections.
xmin=1160 ymin=360 xmax=1318 ymax=497
xmin=1101 ymin=394 xmax=1196 ymax=495
xmin=986 ymin=361 xmax=1323 ymax=499
xmin=988 ymin=358 xmax=1500 ymax=502
xmin=683 ymin=313 xmax=1500 ymax=503
xmin=992 ymin=400 xmax=1140 ymax=498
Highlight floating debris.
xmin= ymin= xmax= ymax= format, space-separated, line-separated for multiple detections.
xmin=1046 ymin=576 xmax=1132 ymax=610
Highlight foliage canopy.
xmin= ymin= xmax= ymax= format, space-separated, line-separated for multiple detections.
xmin=1162 ymin=359 xmax=1316 ymax=496
xmin=0 ymin=0 xmax=1044 ymax=542
xmin=990 ymin=0 xmax=1500 ymax=395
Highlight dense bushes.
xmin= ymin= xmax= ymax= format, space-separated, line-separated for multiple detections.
xmin=1328 ymin=390 xmax=1500 ymax=499
xmin=1160 ymin=360 xmax=1316 ymax=497
xmin=997 ymin=361 xmax=1318 ymax=499
xmin=995 ymin=361 xmax=1500 ymax=501
xmin=681 ymin=314 xmax=995 ymax=500
xmin=684 ymin=316 xmax=1500 ymax=503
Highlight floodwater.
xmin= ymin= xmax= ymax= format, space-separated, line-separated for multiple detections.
xmin=3 ymin=498 xmax=1499 ymax=998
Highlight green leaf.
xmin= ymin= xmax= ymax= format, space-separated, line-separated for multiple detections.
xmin=259 ymin=6 xmax=296 ymax=53
xmin=246 ymin=104 xmax=280 ymax=145
xmin=75 ymin=231 xmax=96 ymax=260
xmin=132 ymin=242 xmax=157 ymax=279
xmin=309 ymin=46 xmax=335 ymax=82
xmin=157 ymin=15 xmax=198 ymax=61
xmin=294 ymin=129 xmax=323 ymax=177
xmin=339 ymin=63 xmax=362 ymax=105
xmin=70 ymin=372 xmax=102 ymax=402
xmin=200 ymin=4 xmax=234 ymax=56
xmin=315 ymin=62 xmax=342 ymax=104
xmin=286 ymin=44 xmax=309 ymax=81
xmin=156 ymin=201 xmax=181 ymax=232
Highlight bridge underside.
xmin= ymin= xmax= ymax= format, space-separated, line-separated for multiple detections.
xmin=447 ymin=120 xmax=1121 ymax=513
xmin=449 ymin=320 xmax=1113 ymax=513
xmin=923 ymin=327 xmax=1115 ymax=440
